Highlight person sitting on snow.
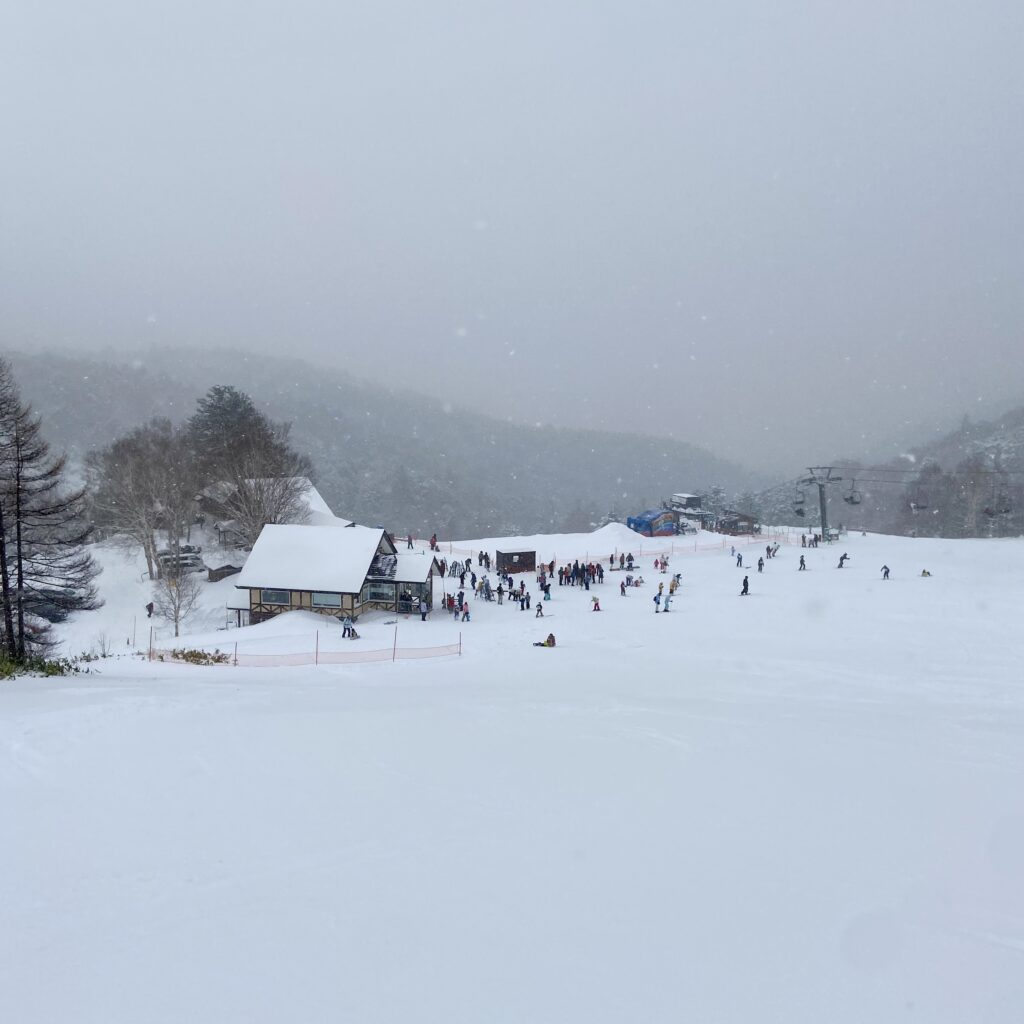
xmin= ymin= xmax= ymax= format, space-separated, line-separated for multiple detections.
xmin=533 ymin=633 xmax=556 ymax=648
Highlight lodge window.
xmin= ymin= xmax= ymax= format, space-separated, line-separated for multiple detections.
xmin=311 ymin=592 xmax=342 ymax=608
xmin=260 ymin=589 xmax=290 ymax=605
xmin=361 ymin=581 xmax=396 ymax=603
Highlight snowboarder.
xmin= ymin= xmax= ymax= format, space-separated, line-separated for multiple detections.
xmin=535 ymin=602 xmax=544 ymax=617
xmin=920 ymin=569 xmax=932 ymax=577
xmin=757 ymin=557 xmax=764 ymax=573
xmin=533 ymin=633 xmax=556 ymax=648
xmin=838 ymin=553 xmax=850 ymax=569
xmin=740 ymin=576 xmax=749 ymax=596
xmin=798 ymin=555 xmax=806 ymax=571
xmin=342 ymin=615 xmax=354 ymax=637
xmin=736 ymin=553 xmax=743 ymax=568
xmin=881 ymin=565 xmax=890 ymax=580
xmin=145 ymin=601 xmax=154 ymax=619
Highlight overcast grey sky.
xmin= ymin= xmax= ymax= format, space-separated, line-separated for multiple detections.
xmin=2 ymin=0 xmax=1021 ymax=472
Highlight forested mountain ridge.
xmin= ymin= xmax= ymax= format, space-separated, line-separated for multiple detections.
xmin=10 ymin=347 xmax=762 ymax=538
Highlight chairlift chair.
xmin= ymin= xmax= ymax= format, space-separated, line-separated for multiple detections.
xmin=843 ymin=480 xmax=862 ymax=506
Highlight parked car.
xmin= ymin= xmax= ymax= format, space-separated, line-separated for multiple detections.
xmin=156 ymin=550 xmax=206 ymax=574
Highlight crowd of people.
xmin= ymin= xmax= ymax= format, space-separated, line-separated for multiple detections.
xmin=338 ymin=532 xmax=928 ymax=645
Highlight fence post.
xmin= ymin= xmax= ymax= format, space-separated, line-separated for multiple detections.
xmin=315 ymin=630 xmax=319 ymax=666
xmin=148 ymin=626 xmax=153 ymax=661
xmin=233 ymin=641 xmax=238 ymax=666
xmin=392 ymin=624 xmax=398 ymax=662
xmin=459 ymin=631 xmax=462 ymax=656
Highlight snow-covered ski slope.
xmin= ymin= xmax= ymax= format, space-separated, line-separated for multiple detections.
xmin=2 ymin=529 xmax=1023 ymax=1023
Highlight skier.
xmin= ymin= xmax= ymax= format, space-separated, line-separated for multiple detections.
xmin=591 ymin=596 xmax=601 ymax=611
xmin=837 ymin=553 xmax=850 ymax=569
xmin=757 ymin=557 xmax=764 ymax=573
xmin=407 ymin=534 xmax=413 ymax=549
xmin=461 ymin=601 xmax=471 ymax=622
xmin=798 ymin=555 xmax=806 ymax=571
xmin=620 ymin=581 xmax=626 ymax=597
xmin=881 ymin=565 xmax=890 ymax=580
xmin=535 ymin=602 xmax=544 ymax=617
xmin=736 ymin=553 xmax=743 ymax=568
xmin=653 ymin=593 xmax=662 ymax=613
xmin=740 ymin=576 xmax=749 ymax=596
xmin=662 ymin=593 xmax=672 ymax=612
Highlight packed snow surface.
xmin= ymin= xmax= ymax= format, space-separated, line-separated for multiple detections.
xmin=2 ymin=528 xmax=1023 ymax=1023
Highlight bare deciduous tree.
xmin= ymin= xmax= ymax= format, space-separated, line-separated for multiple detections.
xmin=218 ymin=462 xmax=312 ymax=549
xmin=87 ymin=419 xmax=198 ymax=579
xmin=152 ymin=570 xmax=203 ymax=638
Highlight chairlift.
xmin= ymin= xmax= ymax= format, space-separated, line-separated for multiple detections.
xmin=843 ymin=480 xmax=862 ymax=506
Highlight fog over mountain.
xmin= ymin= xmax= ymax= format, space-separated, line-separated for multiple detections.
xmin=2 ymin=2 xmax=1021 ymax=473
xmin=9 ymin=347 xmax=766 ymax=537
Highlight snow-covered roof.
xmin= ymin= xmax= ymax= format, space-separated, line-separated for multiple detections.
xmin=390 ymin=552 xmax=441 ymax=584
xmin=237 ymin=524 xmax=390 ymax=594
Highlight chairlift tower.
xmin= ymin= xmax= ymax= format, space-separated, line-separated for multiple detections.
xmin=798 ymin=467 xmax=843 ymax=540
